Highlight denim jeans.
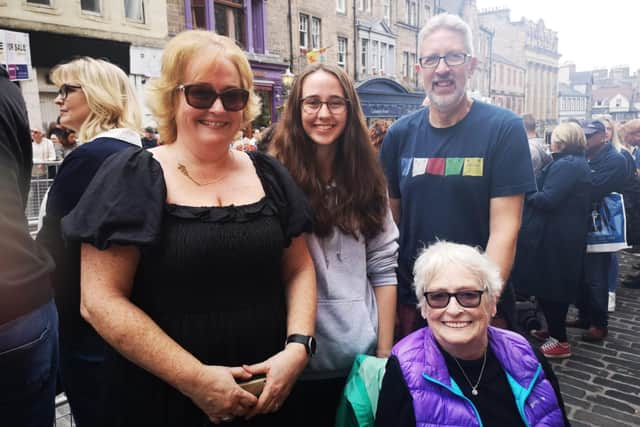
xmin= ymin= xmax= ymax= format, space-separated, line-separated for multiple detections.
xmin=578 ymin=252 xmax=611 ymax=328
xmin=0 ymin=300 xmax=59 ymax=427
xmin=59 ymin=321 xmax=107 ymax=427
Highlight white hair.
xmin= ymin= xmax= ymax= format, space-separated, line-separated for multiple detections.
xmin=413 ymin=241 xmax=502 ymax=310
xmin=418 ymin=13 xmax=475 ymax=57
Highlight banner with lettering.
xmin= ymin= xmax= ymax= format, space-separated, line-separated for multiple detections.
xmin=0 ymin=30 xmax=32 ymax=81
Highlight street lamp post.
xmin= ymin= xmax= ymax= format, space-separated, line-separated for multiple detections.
xmin=282 ymin=68 xmax=295 ymax=94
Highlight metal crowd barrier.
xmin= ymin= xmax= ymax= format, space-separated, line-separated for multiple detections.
xmin=26 ymin=160 xmax=61 ymax=236
xmin=54 ymin=393 xmax=74 ymax=426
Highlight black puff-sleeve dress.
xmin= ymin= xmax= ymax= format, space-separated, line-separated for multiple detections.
xmin=62 ymin=148 xmax=313 ymax=426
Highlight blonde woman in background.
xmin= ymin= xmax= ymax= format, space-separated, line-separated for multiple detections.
xmin=62 ymin=31 xmax=316 ymax=425
xmin=597 ymin=116 xmax=636 ymax=312
xmin=36 ymin=56 xmax=142 ymax=427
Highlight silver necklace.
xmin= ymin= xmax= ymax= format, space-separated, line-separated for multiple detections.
xmin=451 ymin=350 xmax=487 ymax=396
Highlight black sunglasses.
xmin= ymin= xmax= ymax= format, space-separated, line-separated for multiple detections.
xmin=423 ymin=290 xmax=485 ymax=309
xmin=177 ymin=84 xmax=249 ymax=112
xmin=57 ymin=84 xmax=82 ymax=100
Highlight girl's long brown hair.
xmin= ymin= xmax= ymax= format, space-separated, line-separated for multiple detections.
xmin=271 ymin=63 xmax=388 ymax=239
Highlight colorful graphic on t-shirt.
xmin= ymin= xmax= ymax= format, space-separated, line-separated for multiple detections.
xmin=404 ymin=156 xmax=484 ymax=177
xmin=463 ymin=158 xmax=484 ymax=176
xmin=445 ymin=158 xmax=465 ymax=176
xmin=426 ymin=158 xmax=445 ymax=175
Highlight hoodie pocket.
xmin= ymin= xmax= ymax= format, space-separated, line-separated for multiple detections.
xmin=309 ymin=299 xmax=377 ymax=374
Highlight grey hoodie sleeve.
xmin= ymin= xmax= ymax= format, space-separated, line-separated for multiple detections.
xmin=366 ymin=207 xmax=399 ymax=287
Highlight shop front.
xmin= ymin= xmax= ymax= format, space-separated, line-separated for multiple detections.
xmin=356 ymin=77 xmax=424 ymax=125
xmin=250 ymin=59 xmax=288 ymax=129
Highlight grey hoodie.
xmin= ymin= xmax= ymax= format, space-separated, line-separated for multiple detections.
xmin=303 ymin=208 xmax=399 ymax=379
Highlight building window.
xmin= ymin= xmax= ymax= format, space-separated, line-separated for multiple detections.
xmin=371 ymin=41 xmax=378 ymax=74
xmin=406 ymin=0 xmax=417 ymax=26
xmin=383 ymin=0 xmax=391 ymax=24
xmin=215 ymin=0 xmax=245 ymax=47
xmin=81 ymin=0 xmax=101 ymax=14
xmin=361 ymin=38 xmax=368 ymax=75
xmin=26 ymin=0 xmax=51 ymax=5
xmin=410 ymin=53 xmax=416 ymax=80
xmin=358 ymin=0 xmax=371 ymax=12
xmin=379 ymin=43 xmax=386 ymax=73
xmin=124 ymin=0 xmax=144 ymax=22
xmin=402 ymin=51 xmax=409 ymax=78
xmin=299 ymin=14 xmax=309 ymax=49
xmin=311 ymin=17 xmax=321 ymax=49
xmin=337 ymin=37 xmax=347 ymax=68
xmin=336 ymin=0 xmax=345 ymax=13
xmin=191 ymin=0 xmax=207 ymax=29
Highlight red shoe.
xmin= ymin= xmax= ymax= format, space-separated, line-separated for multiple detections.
xmin=540 ymin=338 xmax=572 ymax=359
xmin=530 ymin=329 xmax=550 ymax=341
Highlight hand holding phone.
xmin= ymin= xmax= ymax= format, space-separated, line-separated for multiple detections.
xmin=237 ymin=374 xmax=266 ymax=397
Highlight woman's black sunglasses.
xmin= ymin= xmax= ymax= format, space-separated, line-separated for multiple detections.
xmin=177 ymin=84 xmax=249 ymax=112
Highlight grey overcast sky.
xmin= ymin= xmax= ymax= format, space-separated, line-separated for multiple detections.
xmin=475 ymin=0 xmax=639 ymax=73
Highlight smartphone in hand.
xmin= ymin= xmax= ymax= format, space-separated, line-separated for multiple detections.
xmin=237 ymin=374 xmax=266 ymax=397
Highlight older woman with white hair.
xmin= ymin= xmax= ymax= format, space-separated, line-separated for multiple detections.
xmin=375 ymin=241 xmax=569 ymax=427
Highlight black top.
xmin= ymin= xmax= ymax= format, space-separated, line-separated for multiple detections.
xmin=376 ymin=346 xmax=570 ymax=427
xmin=0 ymin=67 xmax=53 ymax=324
xmin=62 ymin=148 xmax=312 ymax=426
xmin=36 ymin=138 xmax=136 ymax=343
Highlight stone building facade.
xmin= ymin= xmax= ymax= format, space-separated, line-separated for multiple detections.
xmin=491 ymin=53 xmax=525 ymax=114
xmin=0 ymin=0 xmax=168 ymax=129
xmin=479 ymin=8 xmax=560 ymax=124
xmin=558 ymin=82 xmax=588 ymax=123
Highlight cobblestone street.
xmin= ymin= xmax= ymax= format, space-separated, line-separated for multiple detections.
xmin=54 ymin=252 xmax=640 ymax=427
xmin=550 ymin=251 xmax=640 ymax=426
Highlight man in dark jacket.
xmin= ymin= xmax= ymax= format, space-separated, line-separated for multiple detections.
xmin=570 ymin=120 xmax=627 ymax=341
xmin=0 ymin=65 xmax=59 ymax=424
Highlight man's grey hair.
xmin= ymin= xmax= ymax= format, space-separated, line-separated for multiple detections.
xmin=418 ymin=13 xmax=475 ymax=57
xmin=413 ymin=241 xmax=502 ymax=310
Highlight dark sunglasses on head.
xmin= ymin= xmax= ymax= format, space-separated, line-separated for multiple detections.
xmin=177 ymin=84 xmax=249 ymax=112
xmin=423 ymin=290 xmax=485 ymax=309
xmin=57 ymin=84 xmax=82 ymax=100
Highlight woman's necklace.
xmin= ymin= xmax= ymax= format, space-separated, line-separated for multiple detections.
xmin=177 ymin=151 xmax=234 ymax=186
xmin=452 ymin=350 xmax=487 ymax=396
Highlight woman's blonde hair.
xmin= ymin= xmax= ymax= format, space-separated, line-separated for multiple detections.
xmin=50 ymin=57 xmax=142 ymax=142
xmin=551 ymin=122 xmax=586 ymax=155
xmin=597 ymin=116 xmax=628 ymax=153
xmin=147 ymin=30 xmax=261 ymax=144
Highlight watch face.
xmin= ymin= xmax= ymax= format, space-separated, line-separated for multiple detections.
xmin=308 ymin=336 xmax=317 ymax=354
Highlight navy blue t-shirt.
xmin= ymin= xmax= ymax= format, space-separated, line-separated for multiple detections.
xmin=380 ymin=102 xmax=536 ymax=305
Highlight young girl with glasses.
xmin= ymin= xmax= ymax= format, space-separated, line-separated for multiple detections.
xmin=271 ymin=63 xmax=399 ymax=426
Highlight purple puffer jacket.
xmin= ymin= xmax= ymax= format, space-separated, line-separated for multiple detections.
xmin=391 ymin=326 xmax=564 ymax=426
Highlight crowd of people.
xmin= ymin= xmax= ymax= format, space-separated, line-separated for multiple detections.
xmin=3 ymin=10 xmax=639 ymax=427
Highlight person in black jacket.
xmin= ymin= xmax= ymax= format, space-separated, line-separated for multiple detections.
xmin=36 ymin=57 xmax=143 ymax=427
xmin=513 ymin=122 xmax=592 ymax=358
xmin=568 ymin=121 xmax=627 ymax=342
xmin=0 ymin=65 xmax=59 ymax=426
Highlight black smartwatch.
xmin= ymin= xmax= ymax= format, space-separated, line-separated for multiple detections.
xmin=285 ymin=334 xmax=317 ymax=356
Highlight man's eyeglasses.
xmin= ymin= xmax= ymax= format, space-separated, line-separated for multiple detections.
xmin=423 ymin=290 xmax=485 ymax=309
xmin=57 ymin=84 xmax=82 ymax=100
xmin=177 ymin=84 xmax=249 ymax=112
xmin=418 ymin=52 xmax=470 ymax=69
xmin=300 ymin=96 xmax=349 ymax=114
